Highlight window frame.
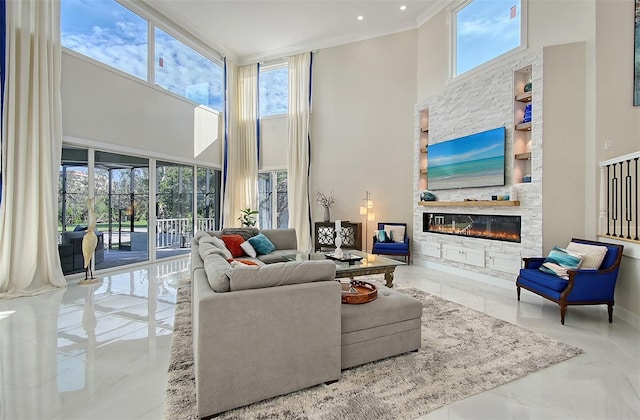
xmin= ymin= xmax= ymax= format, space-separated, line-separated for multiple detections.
xmin=450 ymin=0 xmax=528 ymax=80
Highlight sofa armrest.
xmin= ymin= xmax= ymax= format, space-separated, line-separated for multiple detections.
xmin=192 ymin=278 xmax=341 ymax=417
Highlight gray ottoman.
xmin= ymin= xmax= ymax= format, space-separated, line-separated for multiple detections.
xmin=341 ymin=287 xmax=423 ymax=369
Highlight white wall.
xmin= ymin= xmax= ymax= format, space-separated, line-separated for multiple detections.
xmin=310 ymin=30 xmax=417 ymax=250
xmin=61 ymin=51 xmax=222 ymax=166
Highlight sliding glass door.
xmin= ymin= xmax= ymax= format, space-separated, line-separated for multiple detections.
xmin=59 ymin=145 xmax=221 ymax=273
xmin=156 ymin=162 xmax=193 ymax=260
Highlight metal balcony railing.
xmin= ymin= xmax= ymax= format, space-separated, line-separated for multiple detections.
xmin=600 ymin=151 xmax=640 ymax=241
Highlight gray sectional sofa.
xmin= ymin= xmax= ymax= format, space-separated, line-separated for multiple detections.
xmin=191 ymin=228 xmax=422 ymax=418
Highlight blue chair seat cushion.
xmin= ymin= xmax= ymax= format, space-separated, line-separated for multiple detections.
xmin=519 ymin=268 xmax=568 ymax=292
xmin=373 ymin=243 xmax=409 ymax=254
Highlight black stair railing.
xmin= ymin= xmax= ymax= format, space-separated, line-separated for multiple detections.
xmin=601 ymin=153 xmax=639 ymax=241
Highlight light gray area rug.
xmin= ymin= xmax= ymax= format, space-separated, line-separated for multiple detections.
xmin=165 ymin=276 xmax=583 ymax=420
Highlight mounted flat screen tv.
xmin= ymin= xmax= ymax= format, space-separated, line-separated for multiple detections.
xmin=427 ymin=126 xmax=506 ymax=190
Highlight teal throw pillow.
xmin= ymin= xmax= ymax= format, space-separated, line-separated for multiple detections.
xmin=248 ymin=232 xmax=276 ymax=255
xmin=377 ymin=230 xmax=388 ymax=242
xmin=539 ymin=246 xmax=584 ymax=279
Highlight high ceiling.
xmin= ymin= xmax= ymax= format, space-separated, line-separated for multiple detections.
xmin=140 ymin=0 xmax=449 ymax=64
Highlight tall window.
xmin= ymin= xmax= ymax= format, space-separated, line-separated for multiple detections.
xmin=61 ymin=0 xmax=148 ymax=80
xmin=258 ymin=171 xmax=288 ymax=229
xmin=259 ymin=65 xmax=288 ymax=117
xmin=454 ymin=0 xmax=524 ymax=76
xmin=155 ymin=28 xmax=224 ymax=111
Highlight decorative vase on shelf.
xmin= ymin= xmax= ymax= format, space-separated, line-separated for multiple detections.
xmin=524 ymin=73 xmax=532 ymax=92
xmin=323 ymin=206 xmax=330 ymax=222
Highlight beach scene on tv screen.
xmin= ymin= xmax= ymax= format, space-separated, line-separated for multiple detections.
xmin=428 ymin=127 xmax=505 ymax=190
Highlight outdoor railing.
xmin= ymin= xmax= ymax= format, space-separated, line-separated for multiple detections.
xmin=196 ymin=218 xmax=218 ymax=232
xmin=600 ymin=151 xmax=640 ymax=241
xmin=156 ymin=218 xmax=191 ymax=248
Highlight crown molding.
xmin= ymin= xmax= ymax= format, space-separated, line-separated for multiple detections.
xmin=416 ymin=0 xmax=451 ymax=27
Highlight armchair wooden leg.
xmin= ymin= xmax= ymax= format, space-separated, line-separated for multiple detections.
xmin=560 ymin=303 xmax=567 ymax=325
xmin=516 ymin=286 xmax=521 ymax=301
xmin=607 ymin=303 xmax=614 ymax=323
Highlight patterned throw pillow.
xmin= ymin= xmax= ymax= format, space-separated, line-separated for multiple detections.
xmin=539 ymin=246 xmax=585 ymax=279
xmin=377 ymin=230 xmax=389 ymax=242
xmin=221 ymin=234 xmax=246 ymax=258
xmin=247 ymin=232 xmax=276 ymax=255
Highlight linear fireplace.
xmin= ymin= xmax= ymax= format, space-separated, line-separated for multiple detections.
xmin=423 ymin=213 xmax=521 ymax=243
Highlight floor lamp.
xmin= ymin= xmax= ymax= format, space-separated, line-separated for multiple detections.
xmin=359 ymin=191 xmax=375 ymax=251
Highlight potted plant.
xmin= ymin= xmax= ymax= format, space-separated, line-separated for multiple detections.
xmin=238 ymin=208 xmax=259 ymax=227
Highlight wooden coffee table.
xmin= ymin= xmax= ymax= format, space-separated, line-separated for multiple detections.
xmin=287 ymin=250 xmax=404 ymax=287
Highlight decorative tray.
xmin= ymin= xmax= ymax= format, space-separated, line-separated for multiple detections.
xmin=325 ymin=252 xmax=363 ymax=265
xmin=341 ymin=280 xmax=378 ymax=304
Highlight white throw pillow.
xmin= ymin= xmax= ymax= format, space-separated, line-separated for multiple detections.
xmin=240 ymin=241 xmax=257 ymax=258
xmin=384 ymin=225 xmax=406 ymax=243
xmin=566 ymin=242 xmax=609 ymax=270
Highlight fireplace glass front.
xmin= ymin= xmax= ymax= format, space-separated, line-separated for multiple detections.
xmin=423 ymin=213 xmax=521 ymax=243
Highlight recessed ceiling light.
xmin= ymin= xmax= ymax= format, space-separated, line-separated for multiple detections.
xmin=357 ymin=15 xmax=364 ymax=21
xmin=400 ymin=5 xmax=407 ymax=11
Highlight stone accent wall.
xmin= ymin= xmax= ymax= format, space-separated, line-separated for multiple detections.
xmin=413 ymin=49 xmax=543 ymax=281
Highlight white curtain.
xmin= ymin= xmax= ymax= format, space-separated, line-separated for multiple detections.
xmin=287 ymin=52 xmax=312 ymax=251
xmin=223 ymin=61 xmax=258 ymax=227
xmin=0 ymin=0 xmax=66 ymax=296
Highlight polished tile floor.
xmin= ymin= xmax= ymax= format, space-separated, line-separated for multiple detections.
xmin=0 ymin=257 xmax=637 ymax=420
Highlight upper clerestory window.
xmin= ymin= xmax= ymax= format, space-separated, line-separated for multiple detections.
xmin=61 ymin=0 xmax=224 ymax=112
xmin=61 ymin=0 xmax=148 ymax=81
xmin=453 ymin=0 xmax=525 ymax=77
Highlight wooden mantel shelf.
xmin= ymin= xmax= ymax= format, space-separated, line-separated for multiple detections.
xmin=419 ymin=200 xmax=520 ymax=207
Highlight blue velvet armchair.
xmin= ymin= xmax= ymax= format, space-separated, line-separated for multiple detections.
xmin=516 ymin=238 xmax=624 ymax=325
xmin=372 ymin=222 xmax=410 ymax=264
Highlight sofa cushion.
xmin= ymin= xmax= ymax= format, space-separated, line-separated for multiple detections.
xmin=248 ymin=233 xmax=276 ymax=255
xmin=539 ymin=246 xmax=584 ymax=279
xmin=228 ymin=260 xmax=336 ymax=292
xmin=260 ymin=228 xmax=298 ymax=250
xmin=519 ymin=268 xmax=569 ymax=293
xmin=198 ymin=241 xmax=228 ymax=261
xmin=194 ymin=230 xmax=209 ymax=242
xmin=203 ymin=253 xmax=233 ymax=292
xmin=199 ymin=235 xmax=233 ymax=259
xmin=256 ymin=249 xmax=297 ymax=264
xmin=221 ymin=235 xmax=246 ymax=258
xmin=221 ymin=227 xmax=259 ymax=240
xmin=566 ymin=241 xmax=608 ymax=270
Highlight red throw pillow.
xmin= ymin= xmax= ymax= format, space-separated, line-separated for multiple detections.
xmin=235 ymin=259 xmax=258 ymax=266
xmin=221 ymin=234 xmax=245 ymax=257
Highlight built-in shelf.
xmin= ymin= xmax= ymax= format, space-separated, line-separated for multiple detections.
xmin=515 ymin=92 xmax=532 ymax=102
xmin=515 ymin=122 xmax=532 ymax=131
xmin=515 ymin=152 xmax=531 ymax=160
xmin=419 ymin=200 xmax=520 ymax=207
